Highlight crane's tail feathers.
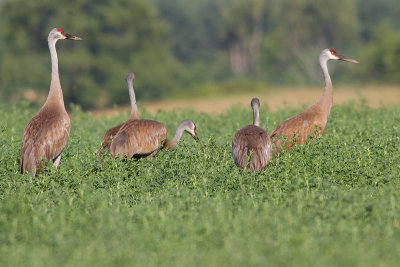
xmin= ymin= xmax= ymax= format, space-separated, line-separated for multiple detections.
xmin=248 ymin=148 xmax=270 ymax=172
xmin=19 ymin=158 xmax=24 ymax=174
xmin=20 ymin=144 xmax=49 ymax=176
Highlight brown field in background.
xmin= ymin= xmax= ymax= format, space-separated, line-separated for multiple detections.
xmin=91 ymin=85 xmax=400 ymax=117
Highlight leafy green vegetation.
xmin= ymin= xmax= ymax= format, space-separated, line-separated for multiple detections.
xmin=1 ymin=101 xmax=400 ymax=266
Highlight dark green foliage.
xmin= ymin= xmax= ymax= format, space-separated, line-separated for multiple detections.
xmin=260 ymin=0 xmax=360 ymax=83
xmin=358 ymin=0 xmax=400 ymax=40
xmin=1 ymin=0 xmax=400 ymax=109
xmin=0 ymin=0 xmax=187 ymax=108
xmin=356 ymin=22 xmax=400 ymax=83
xmin=1 ymin=102 xmax=400 ymax=266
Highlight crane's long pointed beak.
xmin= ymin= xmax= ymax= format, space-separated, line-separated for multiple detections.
xmin=65 ymin=33 xmax=82 ymax=41
xmin=339 ymin=55 xmax=359 ymax=64
xmin=193 ymin=134 xmax=200 ymax=143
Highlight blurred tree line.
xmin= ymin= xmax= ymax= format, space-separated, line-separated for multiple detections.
xmin=0 ymin=0 xmax=399 ymax=109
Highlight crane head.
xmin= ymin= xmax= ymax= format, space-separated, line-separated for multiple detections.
xmin=51 ymin=28 xmax=82 ymax=41
xmin=251 ymin=98 xmax=260 ymax=108
xmin=323 ymin=49 xmax=358 ymax=63
xmin=180 ymin=120 xmax=199 ymax=142
xmin=126 ymin=72 xmax=135 ymax=82
xmin=190 ymin=122 xmax=200 ymax=142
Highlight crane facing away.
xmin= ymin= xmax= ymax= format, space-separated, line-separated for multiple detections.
xmin=270 ymin=49 xmax=358 ymax=153
xmin=232 ymin=98 xmax=272 ymax=172
xmin=20 ymin=28 xmax=82 ymax=176
xmin=98 ymin=72 xmax=138 ymax=156
xmin=110 ymin=119 xmax=199 ymax=159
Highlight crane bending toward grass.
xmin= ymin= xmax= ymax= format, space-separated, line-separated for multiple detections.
xmin=98 ymin=72 xmax=138 ymax=156
xmin=20 ymin=28 xmax=82 ymax=176
xmin=270 ymin=49 xmax=358 ymax=153
xmin=110 ymin=119 xmax=199 ymax=159
xmin=232 ymin=98 xmax=272 ymax=172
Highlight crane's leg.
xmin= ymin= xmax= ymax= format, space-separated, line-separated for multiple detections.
xmin=144 ymin=149 xmax=160 ymax=159
xmin=53 ymin=154 xmax=62 ymax=167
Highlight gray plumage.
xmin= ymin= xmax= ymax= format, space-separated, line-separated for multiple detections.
xmin=110 ymin=119 xmax=199 ymax=159
xmin=270 ymin=49 xmax=358 ymax=153
xmin=232 ymin=98 xmax=272 ymax=172
xmin=20 ymin=28 xmax=82 ymax=175
xmin=98 ymin=72 xmax=138 ymax=156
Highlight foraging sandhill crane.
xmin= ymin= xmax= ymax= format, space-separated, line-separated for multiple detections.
xmin=98 ymin=72 xmax=138 ymax=156
xmin=20 ymin=28 xmax=82 ymax=175
xmin=232 ymin=98 xmax=272 ymax=172
xmin=270 ymin=49 xmax=358 ymax=152
xmin=110 ymin=119 xmax=199 ymax=159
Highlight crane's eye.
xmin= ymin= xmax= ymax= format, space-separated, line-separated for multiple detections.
xmin=329 ymin=49 xmax=337 ymax=56
xmin=194 ymin=123 xmax=196 ymax=131
xmin=56 ymin=28 xmax=65 ymax=35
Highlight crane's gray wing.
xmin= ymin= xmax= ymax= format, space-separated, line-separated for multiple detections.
xmin=20 ymin=110 xmax=70 ymax=174
xmin=111 ymin=120 xmax=167 ymax=159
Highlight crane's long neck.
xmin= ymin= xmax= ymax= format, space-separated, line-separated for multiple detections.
xmin=253 ymin=105 xmax=260 ymax=127
xmin=317 ymin=57 xmax=333 ymax=114
xmin=164 ymin=124 xmax=185 ymax=150
xmin=45 ymin=37 xmax=64 ymax=107
xmin=127 ymin=79 xmax=138 ymax=120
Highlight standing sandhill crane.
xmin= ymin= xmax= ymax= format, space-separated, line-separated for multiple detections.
xmin=20 ymin=28 xmax=82 ymax=175
xmin=98 ymin=72 xmax=138 ymax=156
xmin=270 ymin=49 xmax=358 ymax=153
xmin=232 ymin=98 xmax=272 ymax=172
xmin=110 ymin=119 xmax=199 ymax=159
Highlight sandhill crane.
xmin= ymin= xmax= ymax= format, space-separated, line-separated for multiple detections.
xmin=98 ymin=72 xmax=138 ymax=156
xmin=270 ymin=49 xmax=358 ymax=153
xmin=20 ymin=28 xmax=82 ymax=175
xmin=232 ymin=98 xmax=272 ymax=172
xmin=110 ymin=119 xmax=199 ymax=159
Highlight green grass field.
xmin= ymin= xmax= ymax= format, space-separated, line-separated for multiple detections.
xmin=1 ymin=101 xmax=400 ymax=266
